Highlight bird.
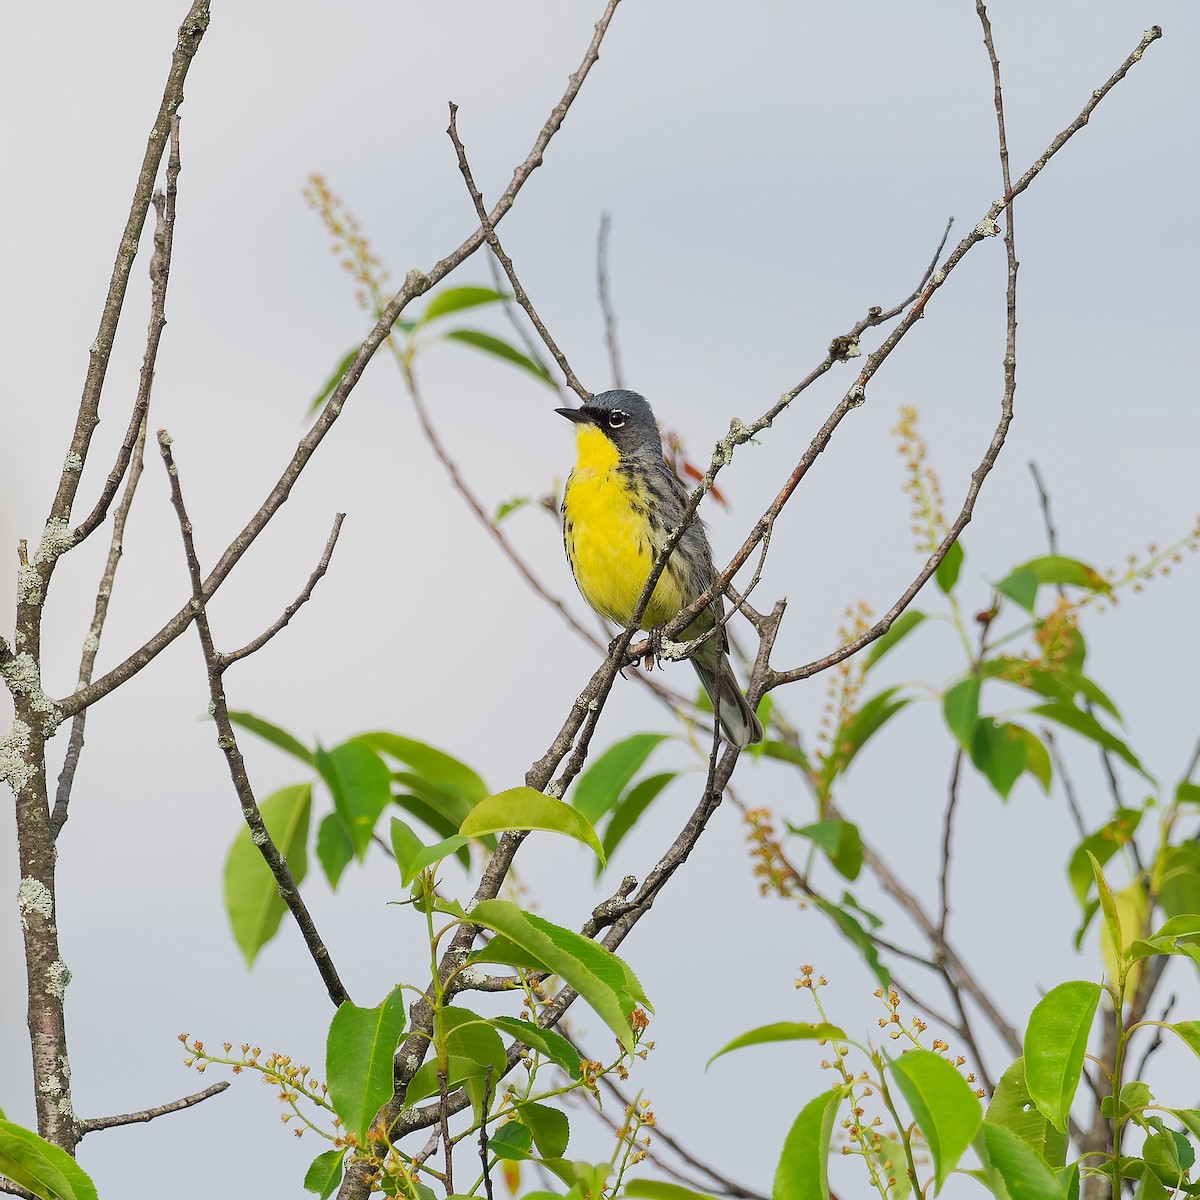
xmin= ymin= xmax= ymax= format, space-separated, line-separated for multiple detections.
xmin=557 ymin=389 xmax=764 ymax=748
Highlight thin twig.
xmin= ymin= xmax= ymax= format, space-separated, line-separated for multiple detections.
xmin=479 ymin=1065 xmax=495 ymax=1200
xmin=447 ymin=103 xmax=590 ymax=399
xmin=219 ymin=514 xmax=346 ymax=666
xmin=53 ymin=119 xmax=184 ymax=835
xmin=592 ymin=1072 xmax=767 ymax=1200
xmin=77 ymin=1082 xmax=229 ymax=1136
xmin=1131 ymin=992 xmax=1176 ymax=1083
xmin=1043 ymin=727 xmax=1088 ymax=836
xmin=1028 ymin=461 xmax=1059 ymax=553
xmin=156 ymin=431 xmax=351 ymax=1008
xmin=596 ymin=213 xmax=625 ymax=388
xmin=438 ymin=1067 xmax=454 ymax=1195
xmin=485 ymin=249 xmax=561 ymax=390
xmin=937 ymin=749 xmax=964 ymax=942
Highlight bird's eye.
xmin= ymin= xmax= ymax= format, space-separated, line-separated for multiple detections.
xmin=608 ymin=410 xmax=627 ymax=429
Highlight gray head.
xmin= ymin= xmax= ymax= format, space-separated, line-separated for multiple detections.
xmin=556 ymin=389 xmax=663 ymax=458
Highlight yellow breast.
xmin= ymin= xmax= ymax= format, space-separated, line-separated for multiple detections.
xmin=563 ymin=425 xmax=687 ymax=629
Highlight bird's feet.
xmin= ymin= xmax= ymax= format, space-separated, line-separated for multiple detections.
xmin=643 ymin=624 xmax=664 ymax=671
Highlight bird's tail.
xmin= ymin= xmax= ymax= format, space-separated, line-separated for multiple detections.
xmin=691 ymin=643 xmax=764 ymax=750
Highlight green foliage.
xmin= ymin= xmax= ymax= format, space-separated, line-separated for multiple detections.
xmin=223 ymin=784 xmax=311 ymax=966
xmin=468 ymin=900 xmax=648 ymax=1050
xmin=773 ymin=1087 xmax=847 ymax=1200
xmin=706 ymin=1021 xmax=846 ymax=1069
xmin=888 ymin=1050 xmax=981 ymax=1192
xmin=459 ymin=787 xmax=606 ymax=864
xmin=0 ymin=1121 xmax=98 ymax=1200
xmin=1023 ymin=981 xmax=1101 ymax=1135
xmin=325 ymin=986 xmax=407 ymax=1143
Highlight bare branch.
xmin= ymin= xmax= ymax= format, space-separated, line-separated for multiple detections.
xmin=77 ymin=1081 xmax=229 ymax=1137
xmin=62 ymin=0 xmax=628 ymax=722
xmin=43 ymin=5 xmax=208 ymax=551
xmin=52 ymin=118 xmax=185 ymax=836
xmin=767 ymin=24 xmax=1161 ymax=688
xmin=596 ymin=213 xmax=625 ymax=388
xmin=156 ymin=431 xmax=351 ymax=1008
xmin=447 ymin=103 xmax=590 ymax=400
xmin=218 ymin=513 xmax=346 ymax=667
xmin=937 ymin=749 xmax=965 ymax=943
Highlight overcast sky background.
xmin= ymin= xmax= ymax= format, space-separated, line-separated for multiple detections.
xmin=2 ymin=2 xmax=1198 ymax=1197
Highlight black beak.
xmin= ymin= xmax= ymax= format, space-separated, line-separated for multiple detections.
xmin=556 ymin=407 xmax=592 ymax=424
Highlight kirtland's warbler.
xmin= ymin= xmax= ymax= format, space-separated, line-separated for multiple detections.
xmin=557 ymin=390 xmax=764 ymax=748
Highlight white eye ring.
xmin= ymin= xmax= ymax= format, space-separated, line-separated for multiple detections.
xmin=609 ymin=410 xmax=627 ymax=429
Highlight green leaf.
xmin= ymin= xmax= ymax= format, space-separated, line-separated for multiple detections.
xmin=821 ymin=688 xmax=911 ymax=789
xmin=814 ymin=895 xmax=890 ymax=988
xmin=600 ymin=772 xmax=676 ymax=868
xmin=970 ymin=718 xmax=1027 ymax=800
xmin=493 ymin=496 xmax=533 ymax=524
xmin=397 ymin=834 xmax=471 ymax=886
xmin=417 ymin=285 xmax=508 ymax=325
xmin=518 ymin=1102 xmax=570 ymax=1159
xmin=996 ymin=568 xmax=1039 ymax=612
xmin=866 ymin=611 xmax=927 ymax=667
xmin=326 ymin=985 xmax=407 ymax=1143
xmin=0 ymin=1120 xmax=99 ymax=1200
xmin=469 ymin=901 xmax=647 ymax=1050
xmin=985 ymin=1057 xmax=1068 ymax=1168
xmin=572 ymin=734 xmax=669 ymax=824
xmin=789 ymin=819 xmax=863 ymax=881
xmin=491 ymin=1018 xmax=582 ymax=1080
xmin=1088 ymin=851 xmax=1127 ymax=969
xmin=936 ymin=539 xmax=964 ymax=594
xmin=227 ymin=710 xmax=314 ymax=766
xmin=756 ymin=740 xmax=813 ymax=772
xmin=878 ymin=1137 xmax=912 ymax=1199
xmin=1177 ymin=781 xmax=1200 ymax=806
xmin=1101 ymin=1080 xmax=1154 ymax=1123
xmin=978 ymin=1121 xmax=1063 ymax=1200
xmin=489 ymin=1119 xmax=534 ymax=1161
xmin=405 ymin=1056 xmax=489 ymax=1108
xmin=943 ymin=677 xmax=981 ymax=750
xmin=361 ymin=732 xmax=489 ymax=805
xmin=309 ymin=346 xmax=358 ymax=415
xmin=1134 ymin=1169 xmax=1171 ymax=1200
xmin=1067 ymin=808 xmax=1144 ymax=907
xmin=440 ymin=328 xmax=554 ymax=385
xmin=981 ymin=659 xmax=1120 ymax=721
xmin=224 ymin=784 xmax=311 ymax=966
xmin=1010 ymin=725 xmax=1053 ymax=793
xmin=889 ymin=1049 xmax=982 ymax=1191
xmin=772 ymin=1087 xmax=847 ymax=1200
xmin=1019 ymin=555 xmax=1110 ymax=592
xmin=316 ymin=740 xmax=393 ymax=859
xmin=706 ymin=1021 xmax=846 ymax=1069
xmin=304 ymin=1148 xmax=347 ymax=1199
xmin=460 ymin=787 xmax=605 ymax=864
xmin=1023 ymin=981 xmax=1101 ymax=1133
xmin=1159 ymin=843 xmax=1200 ymax=923
xmin=392 ymin=777 xmax=476 ymax=867
xmin=439 ymin=1007 xmax=507 ymax=1073
xmin=624 ymin=1184 xmax=718 ymax=1200
xmin=1143 ymin=1129 xmax=1187 ymax=1186
xmin=1165 ymin=1021 xmax=1200 ymax=1061
xmin=389 ymin=816 xmax=427 ymax=879
xmin=1032 ymin=702 xmax=1150 ymax=781
xmin=316 ymin=812 xmax=355 ymax=889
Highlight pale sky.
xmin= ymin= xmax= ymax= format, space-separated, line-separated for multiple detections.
xmin=2 ymin=3 xmax=1198 ymax=1198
